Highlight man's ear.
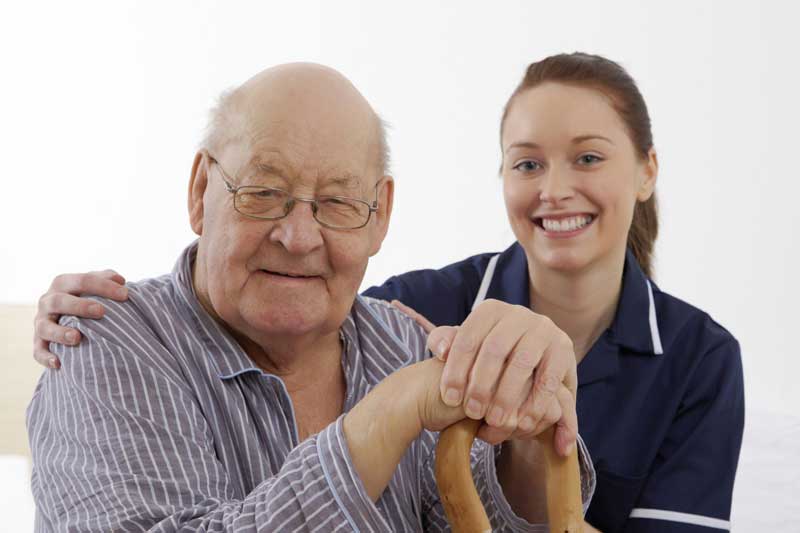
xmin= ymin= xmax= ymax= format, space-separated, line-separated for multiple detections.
xmin=637 ymin=147 xmax=658 ymax=202
xmin=188 ymin=151 xmax=209 ymax=235
xmin=369 ymin=176 xmax=394 ymax=257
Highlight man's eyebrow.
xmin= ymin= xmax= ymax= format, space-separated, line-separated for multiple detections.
xmin=253 ymin=162 xmax=288 ymax=176
xmin=323 ymin=173 xmax=363 ymax=191
xmin=251 ymin=161 xmax=363 ymax=190
xmin=572 ymin=134 xmax=615 ymax=145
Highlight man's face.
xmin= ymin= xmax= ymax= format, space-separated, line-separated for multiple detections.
xmin=190 ymin=67 xmax=393 ymax=346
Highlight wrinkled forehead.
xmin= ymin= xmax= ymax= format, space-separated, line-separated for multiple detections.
xmin=224 ymin=125 xmax=376 ymax=197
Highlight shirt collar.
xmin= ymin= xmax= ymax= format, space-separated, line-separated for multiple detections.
xmin=172 ymin=241 xmax=263 ymax=380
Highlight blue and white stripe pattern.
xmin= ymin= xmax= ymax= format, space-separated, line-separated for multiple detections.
xmin=27 ymin=242 xmax=594 ymax=532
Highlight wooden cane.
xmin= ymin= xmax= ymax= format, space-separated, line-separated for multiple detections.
xmin=435 ymin=419 xmax=583 ymax=533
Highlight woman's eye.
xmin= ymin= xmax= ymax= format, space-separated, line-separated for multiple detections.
xmin=577 ymin=154 xmax=603 ymax=165
xmin=513 ymin=160 xmax=542 ymax=172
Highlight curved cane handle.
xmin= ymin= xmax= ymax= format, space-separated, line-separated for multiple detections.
xmin=435 ymin=419 xmax=583 ymax=533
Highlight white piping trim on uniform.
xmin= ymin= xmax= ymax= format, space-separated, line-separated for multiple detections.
xmin=646 ymin=280 xmax=664 ymax=355
xmin=472 ymin=254 xmax=500 ymax=310
xmin=630 ymin=508 xmax=730 ymax=530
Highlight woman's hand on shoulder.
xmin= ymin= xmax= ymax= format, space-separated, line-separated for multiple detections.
xmin=34 ymin=270 xmax=128 ymax=368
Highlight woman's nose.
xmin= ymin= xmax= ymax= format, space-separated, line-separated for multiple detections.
xmin=538 ymin=167 xmax=574 ymax=203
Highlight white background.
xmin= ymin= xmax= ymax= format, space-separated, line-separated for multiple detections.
xmin=1 ymin=1 xmax=798 ymax=530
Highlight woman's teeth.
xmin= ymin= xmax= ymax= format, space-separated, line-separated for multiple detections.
xmin=541 ymin=215 xmax=594 ymax=232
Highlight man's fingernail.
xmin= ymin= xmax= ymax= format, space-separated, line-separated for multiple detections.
xmin=49 ymin=358 xmax=60 ymax=369
xmin=116 ymin=287 xmax=128 ymax=299
xmin=465 ymin=398 xmax=483 ymax=418
xmin=89 ymin=304 xmax=103 ymax=316
xmin=520 ymin=416 xmax=535 ymax=432
xmin=65 ymin=331 xmax=78 ymax=343
xmin=487 ymin=406 xmax=505 ymax=426
xmin=444 ymin=388 xmax=461 ymax=406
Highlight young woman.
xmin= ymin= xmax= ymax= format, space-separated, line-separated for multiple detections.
xmin=33 ymin=53 xmax=743 ymax=532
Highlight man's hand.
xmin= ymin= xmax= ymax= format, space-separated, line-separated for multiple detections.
xmin=426 ymin=299 xmax=578 ymax=457
xmin=344 ymin=357 xmax=465 ymax=501
xmin=34 ymin=270 xmax=128 ymax=368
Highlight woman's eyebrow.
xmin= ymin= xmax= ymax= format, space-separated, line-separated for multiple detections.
xmin=505 ymin=141 xmax=542 ymax=153
xmin=572 ymin=134 xmax=615 ymax=145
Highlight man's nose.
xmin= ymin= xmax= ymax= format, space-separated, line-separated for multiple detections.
xmin=538 ymin=166 xmax=574 ymax=204
xmin=268 ymin=200 xmax=324 ymax=255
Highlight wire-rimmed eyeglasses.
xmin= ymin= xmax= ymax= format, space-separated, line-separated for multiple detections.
xmin=209 ymin=155 xmax=382 ymax=230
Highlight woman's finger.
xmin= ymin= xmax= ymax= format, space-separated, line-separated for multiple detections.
xmin=524 ymin=330 xmax=573 ymax=431
xmin=553 ymin=385 xmax=579 ymax=456
xmin=50 ymin=272 xmax=128 ymax=301
xmin=516 ymin=385 xmax=577 ymax=456
xmin=530 ymin=386 xmax=564 ymax=437
xmin=35 ymin=316 xmax=82 ymax=346
xmin=391 ymin=300 xmax=436 ymax=333
xmin=38 ymin=292 xmax=105 ymax=320
xmin=33 ymin=338 xmax=61 ymax=369
xmin=482 ymin=319 xmax=548 ymax=428
xmin=97 ymin=269 xmax=126 ymax=285
xmin=439 ymin=300 xmax=504 ymax=407
xmin=426 ymin=326 xmax=459 ymax=361
xmin=465 ymin=309 xmax=529 ymax=422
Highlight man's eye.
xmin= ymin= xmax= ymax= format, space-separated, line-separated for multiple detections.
xmin=577 ymin=154 xmax=603 ymax=165
xmin=513 ymin=160 xmax=542 ymax=172
xmin=323 ymin=197 xmax=348 ymax=206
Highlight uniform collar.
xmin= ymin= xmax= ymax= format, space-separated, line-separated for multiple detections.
xmin=481 ymin=243 xmax=662 ymax=386
xmin=484 ymin=242 xmax=531 ymax=308
xmin=579 ymin=249 xmax=663 ymax=386
xmin=487 ymin=243 xmax=661 ymax=355
xmin=608 ymin=248 xmax=663 ymax=356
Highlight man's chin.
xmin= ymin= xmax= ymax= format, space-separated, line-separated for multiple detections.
xmin=242 ymin=305 xmax=328 ymax=338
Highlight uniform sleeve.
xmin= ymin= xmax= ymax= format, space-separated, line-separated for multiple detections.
xmin=623 ymin=338 xmax=745 ymax=532
xmin=27 ymin=317 xmax=391 ymax=532
xmin=420 ymin=436 xmax=596 ymax=532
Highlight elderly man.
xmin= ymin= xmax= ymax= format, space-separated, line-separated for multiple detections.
xmin=28 ymin=63 xmax=593 ymax=532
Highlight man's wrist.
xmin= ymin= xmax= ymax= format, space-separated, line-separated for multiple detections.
xmin=343 ymin=365 xmax=424 ymax=500
xmin=381 ymin=364 xmax=426 ymax=447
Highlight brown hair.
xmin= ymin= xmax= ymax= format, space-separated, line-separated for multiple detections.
xmin=500 ymin=52 xmax=658 ymax=278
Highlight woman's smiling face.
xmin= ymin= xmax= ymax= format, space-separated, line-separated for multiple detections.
xmin=501 ymin=82 xmax=657 ymax=274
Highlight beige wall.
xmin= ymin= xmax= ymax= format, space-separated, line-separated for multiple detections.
xmin=0 ymin=305 xmax=42 ymax=457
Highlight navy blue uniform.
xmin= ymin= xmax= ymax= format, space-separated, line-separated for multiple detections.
xmin=364 ymin=243 xmax=744 ymax=532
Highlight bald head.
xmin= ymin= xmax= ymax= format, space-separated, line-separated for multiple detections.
xmin=202 ymin=63 xmax=389 ymax=177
